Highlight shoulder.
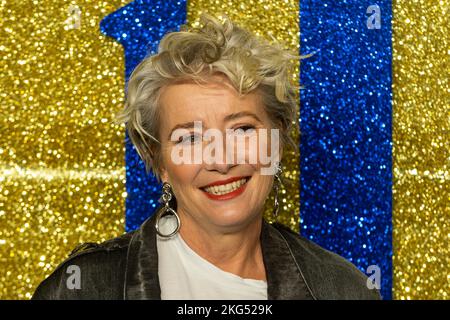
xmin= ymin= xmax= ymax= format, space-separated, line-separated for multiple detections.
xmin=32 ymin=231 xmax=135 ymax=300
xmin=270 ymin=222 xmax=381 ymax=300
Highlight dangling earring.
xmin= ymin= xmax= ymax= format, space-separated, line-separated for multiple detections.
xmin=273 ymin=162 xmax=283 ymax=219
xmin=155 ymin=182 xmax=181 ymax=238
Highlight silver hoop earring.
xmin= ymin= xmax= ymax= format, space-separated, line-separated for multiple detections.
xmin=155 ymin=182 xmax=181 ymax=238
xmin=273 ymin=163 xmax=283 ymax=218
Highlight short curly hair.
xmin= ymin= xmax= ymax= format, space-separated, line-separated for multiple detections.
xmin=115 ymin=13 xmax=300 ymax=180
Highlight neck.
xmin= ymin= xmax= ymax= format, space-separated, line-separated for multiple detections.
xmin=178 ymin=210 xmax=266 ymax=281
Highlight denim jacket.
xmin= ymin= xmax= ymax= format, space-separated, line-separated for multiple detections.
xmin=32 ymin=210 xmax=381 ymax=300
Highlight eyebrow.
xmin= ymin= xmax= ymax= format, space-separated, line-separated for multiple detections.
xmin=167 ymin=111 xmax=263 ymax=140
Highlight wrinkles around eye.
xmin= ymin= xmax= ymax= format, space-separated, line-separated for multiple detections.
xmin=176 ymin=125 xmax=257 ymax=145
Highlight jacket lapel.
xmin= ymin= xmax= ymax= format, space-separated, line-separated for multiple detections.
xmin=124 ymin=210 xmax=314 ymax=300
xmin=124 ymin=213 xmax=161 ymax=300
xmin=260 ymin=220 xmax=315 ymax=300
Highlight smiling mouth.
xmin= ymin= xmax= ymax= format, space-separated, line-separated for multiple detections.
xmin=200 ymin=176 xmax=251 ymax=197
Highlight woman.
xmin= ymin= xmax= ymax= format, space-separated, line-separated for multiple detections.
xmin=32 ymin=14 xmax=380 ymax=300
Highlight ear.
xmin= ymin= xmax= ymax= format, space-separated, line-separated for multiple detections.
xmin=159 ymin=166 xmax=169 ymax=183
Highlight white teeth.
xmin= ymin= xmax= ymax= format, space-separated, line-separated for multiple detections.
xmin=204 ymin=178 xmax=248 ymax=195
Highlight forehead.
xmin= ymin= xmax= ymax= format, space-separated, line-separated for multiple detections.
xmin=158 ymin=76 xmax=265 ymax=122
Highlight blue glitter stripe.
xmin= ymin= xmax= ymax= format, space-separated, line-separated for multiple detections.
xmin=100 ymin=0 xmax=187 ymax=231
xmin=299 ymin=0 xmax=393 ymax=299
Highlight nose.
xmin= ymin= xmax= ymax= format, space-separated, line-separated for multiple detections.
xmin=204 ymin=161 xmax=235 ymax=174
xmin=203 ymin=134 xmax=237 ymax=174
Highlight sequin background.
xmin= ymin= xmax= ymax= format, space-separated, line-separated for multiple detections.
xmin=0 ymin=0 xmax=448 ymax=300
xmin=1 ymin=0 xmax=299 ymax=300
xmin=300 ymin=0 xmax=393 ymax=299
xmin=392 ymin=0 xmax=449 ymax=299
xmin=0 ymin=0 xmax=129 ymax=299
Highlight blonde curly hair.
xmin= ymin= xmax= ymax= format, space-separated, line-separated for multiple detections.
xmin=115 ymin=13 xmax=300 ymax=180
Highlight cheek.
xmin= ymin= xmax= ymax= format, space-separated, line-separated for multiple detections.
xmin=231 ymin=135 xmax=264 ymax=167
xmin=247 ymin=160 xmax=272 ymax=185
xmin=161 ymin=147 xmax=201 ymax=195
xmin=168 ymin=164 xmax=196 ymax=185
xmin=166 ymin=164 xmax=201 ymax=206
xmin=260 ymin=176 xmax=274 ymax=194
xmin=249 ymin=174 xmax=273 ymax=207
xmin=243 ymin=131 xmax=278 ymax=169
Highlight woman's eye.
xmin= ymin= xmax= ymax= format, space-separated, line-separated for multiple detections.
xmin=234 ymin=125 xmax=256 ymax=135
xmin=177 ymin=133 xmax=202 ymax=145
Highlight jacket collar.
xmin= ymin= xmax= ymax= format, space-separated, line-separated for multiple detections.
xmin=124 ymin=212 xmax=314 ymax=300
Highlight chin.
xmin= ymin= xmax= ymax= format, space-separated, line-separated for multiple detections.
xmin=204 ymin=206 xmax=260 ymax=231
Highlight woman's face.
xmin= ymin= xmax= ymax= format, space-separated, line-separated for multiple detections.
xmin=158 ymin=74 xmax=279 ymax=233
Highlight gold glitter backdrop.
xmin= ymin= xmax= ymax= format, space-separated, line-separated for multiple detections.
xmin=392 ymin=0 xmax=449 ymax=299
xmin=0 ymin=0 xmax=129 ymax=299
xmin=187 ymin=0 xmax=301 ymax=231
xmin=0 ymin=0 xmax=300 ymax=300
xmin=2 ymin=0 xmax=448 ymax=301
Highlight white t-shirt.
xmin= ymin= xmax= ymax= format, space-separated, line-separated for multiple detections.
xmin=157 ymin=216 xmax=268 ymax=300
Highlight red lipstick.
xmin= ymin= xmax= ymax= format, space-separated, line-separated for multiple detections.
xmin=202 ymin=176 xmax=249 ymax=188
xmin=201 ymin=176 xmax=250 ymax=201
